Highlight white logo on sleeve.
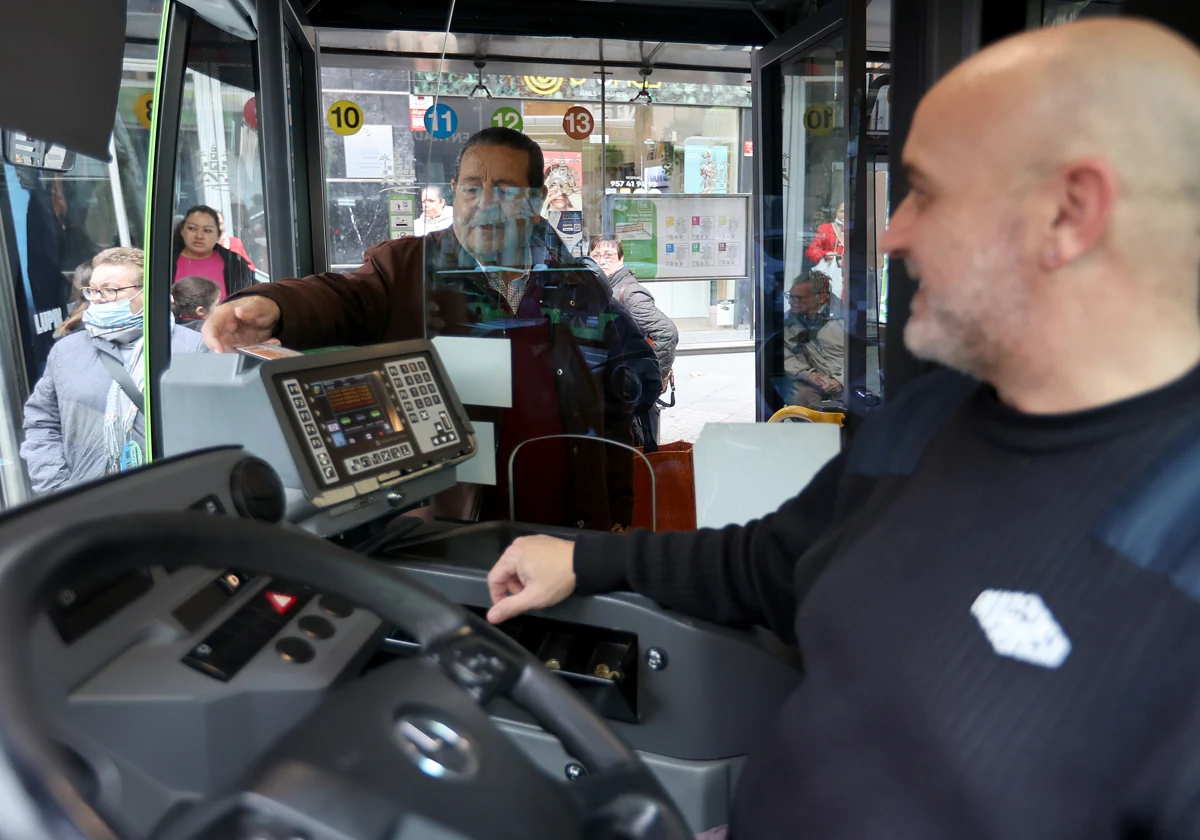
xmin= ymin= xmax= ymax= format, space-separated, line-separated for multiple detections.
xmin=970 ymin=589 xmax=1072 ymax=669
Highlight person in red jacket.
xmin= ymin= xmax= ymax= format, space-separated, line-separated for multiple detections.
xmin=805 ymin=202 xmax=845 ymax=299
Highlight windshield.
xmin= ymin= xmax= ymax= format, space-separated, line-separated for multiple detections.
xmin=0 ymin=0 xmax=894 ymax=534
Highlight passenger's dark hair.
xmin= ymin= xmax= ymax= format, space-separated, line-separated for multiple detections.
xmin=173 ymin=205 xmax=221 ymax=256
xmin=588 ymin=235 xmax=624 ymax=259
xmin=171 ymin=276 xmax=221 ymax=320
xmin=421 ymin=184 xmax=447 ymax=202
xmin=453 ymin=127 xmax=546 ymax=191
xmin=793 ymin=269 xmax=831 ymax=296
xmin=56 ymin=260 xmax=94 ymax=339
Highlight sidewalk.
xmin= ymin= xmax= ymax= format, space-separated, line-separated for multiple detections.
xmin=659 ymin=351 xmax=756 ymax=444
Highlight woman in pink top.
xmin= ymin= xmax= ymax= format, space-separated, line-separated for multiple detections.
xmin=172 ymin=205 xmax=256 ymax=300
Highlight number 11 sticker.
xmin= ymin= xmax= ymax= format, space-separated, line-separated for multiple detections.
xmin=424 ymin=103 xmax=458 ymax=139
xmin=563 ymin=106 xmax=594 ymax=140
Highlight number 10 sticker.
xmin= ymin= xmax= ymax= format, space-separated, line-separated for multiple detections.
xmin=327 ymin=99 xmax=364 ymax=136
xmin=563 ymin=106 xmax=594 ymax=140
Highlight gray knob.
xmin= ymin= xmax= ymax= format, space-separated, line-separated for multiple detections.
xmin=387 ymin=489 xmax=406 ymax=508
xmin=564 ymin=762 xmax=587 ymax=781
xmin=646 ymin=648 xmax=668 ymax=671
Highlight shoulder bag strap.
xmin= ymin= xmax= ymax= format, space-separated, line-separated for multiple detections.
xmin=96 ymin=350 xmax=144 ymax=408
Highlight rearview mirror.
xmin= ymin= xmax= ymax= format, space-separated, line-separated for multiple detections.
xmin=2 ymin=130 xmax=76 ymax=172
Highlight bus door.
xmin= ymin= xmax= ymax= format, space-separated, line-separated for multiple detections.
xmin=144 ymin=0 xmax=325 ymax=455
xmin=751 ymin=0 xmax=884 ymax=426
xmin=0 ymin=0 xmax=162 ymax=510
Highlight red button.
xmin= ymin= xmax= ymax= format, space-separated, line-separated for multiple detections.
xmin=265 ymin=592 xmax=297 ymax=614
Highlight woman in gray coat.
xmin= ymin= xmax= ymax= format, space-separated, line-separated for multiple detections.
xmin=588 ymin=235 xmax=679 ymax=446
xmin=21 ymin=247 xmax=208 ymax=495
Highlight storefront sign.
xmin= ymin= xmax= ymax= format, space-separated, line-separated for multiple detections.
xmin=491 ymin=106 xmax=523 ymax=132
xmin=804 ymin=103 xmax=836 ymax=136
xmin=743 ymin=140 xmax=753 ymax=157
xmin=562 ymin=106 xmax=594 ymax=140
xmin=524 ymin=76 xmax=565 ymax=96
xmin=423 ymin=103 xmax=458 ymax=139
xmin=410 ymin=95 xmax=433 ymax=131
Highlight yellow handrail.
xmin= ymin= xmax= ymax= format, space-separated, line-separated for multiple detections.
xmin=767 ymin=405 xmax=845 ymax=426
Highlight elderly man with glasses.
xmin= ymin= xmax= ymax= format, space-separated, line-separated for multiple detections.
xmin=200 ymin=127 xmax=654 ymax=532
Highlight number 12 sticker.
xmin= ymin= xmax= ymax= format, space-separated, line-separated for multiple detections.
xmin=563 ymin=106 xmax=594 ymax=140
xmin=491 ymin=107 xmax=523 ymax=132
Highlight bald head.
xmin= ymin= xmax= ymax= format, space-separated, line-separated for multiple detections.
xmin=883 ymin=18 xmax=1200 ymax=402
xmin=938 ymin=19 xmax=1200 ymax=239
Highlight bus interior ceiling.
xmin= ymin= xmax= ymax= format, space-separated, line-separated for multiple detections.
xmin=303 ymin=0 xmax=796 ymax=46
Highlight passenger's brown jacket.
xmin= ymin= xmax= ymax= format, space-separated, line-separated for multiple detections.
xmin=231 ymin=223 xmax=648 ymax=529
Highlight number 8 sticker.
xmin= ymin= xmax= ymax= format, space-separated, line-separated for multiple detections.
xmin=563 ymin=106 xmax=594 ymax=140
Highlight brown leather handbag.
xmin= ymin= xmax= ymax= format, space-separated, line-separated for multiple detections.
xmin=630 ymin=441 xmax=696 ymax=532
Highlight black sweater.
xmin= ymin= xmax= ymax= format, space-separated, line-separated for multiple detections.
xmin=574 ymin=368 xmax=1200 ymax=839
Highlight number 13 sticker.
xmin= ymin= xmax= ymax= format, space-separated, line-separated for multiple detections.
xmin=563 ymin=106 xmax=594 ymax=140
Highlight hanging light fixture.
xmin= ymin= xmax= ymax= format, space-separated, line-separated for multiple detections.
xmin=630 ymin=67 xmax=653 ymax=105
xmin=470 ymin=59 xmax=493 ymax=100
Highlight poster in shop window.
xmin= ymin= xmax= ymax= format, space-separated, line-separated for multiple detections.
xmin=683 ymin=145 xmax=730 ymax=194
xmin=344 ymin=125 xmax=394 ymax=179
xmin=542 ymin=151 xmax=586 ymax=257
xmin=605 ymin=194 xmax=749 ymax=280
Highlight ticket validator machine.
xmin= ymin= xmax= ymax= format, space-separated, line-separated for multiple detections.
xmin=162 ymin=341 xmax=477 ymax=537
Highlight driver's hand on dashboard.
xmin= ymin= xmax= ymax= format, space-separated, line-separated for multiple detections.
xmin=486 ymin=536 xmax=577 ymax=624
xmin=203 ymin=295 xmax=282 ymax=352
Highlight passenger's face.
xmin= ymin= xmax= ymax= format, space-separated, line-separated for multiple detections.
xmin=422 ymin=192 xmax=446 ymax=217
xmin=91 ymin=264 xmax=144 ymax=315
xmin=788 ymin=282 xmax=822 ymax=316
xmin=589 ymin=243 xmax=624 ymax=278
xmin=452 ymin=146 xmax=543 ymax=263
xmin=881 ymin=86 xmax=1034 ymax=378
xmin=183 ymin=212 xmax=219 ymax=256
xmin=835 ymin=203 xmax=845 ymax=225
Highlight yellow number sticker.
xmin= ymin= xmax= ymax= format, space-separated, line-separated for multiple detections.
xmin=327 ymin=99 xmax=364 ymax=136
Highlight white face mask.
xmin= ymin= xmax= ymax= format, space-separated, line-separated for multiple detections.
xmin=834 ymin=217 xmax=844 ymax=227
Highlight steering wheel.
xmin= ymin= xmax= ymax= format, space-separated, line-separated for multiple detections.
xmin=0 ymin=512 xmax=691 ymax=840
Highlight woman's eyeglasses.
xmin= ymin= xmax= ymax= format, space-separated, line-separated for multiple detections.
xmin=82 ymin=285 xmax=141 ymax=302
xmin=590 ymin=251 xmax=621 ymax=260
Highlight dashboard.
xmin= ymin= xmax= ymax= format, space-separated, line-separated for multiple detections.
xmin=15 ymin=343 xmax=802 ymax=837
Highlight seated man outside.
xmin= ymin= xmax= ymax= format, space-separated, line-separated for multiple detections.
xmin=171 ymin=276 xmax=221 ymax=332
xmin=203 ymin=127 xmax=653 ymax=531
xmin=484 ymin=20 xmax=1200 ymax=839
xmin=589 ymin=234 xmax=678 ymax=447
xmin=783 ymin=270 xmax=845 ymax=408
xmin=21 ymin=247 xmax=209 ymax=494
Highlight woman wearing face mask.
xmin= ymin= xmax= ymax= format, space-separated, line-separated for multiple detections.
xmin=172 ymin=204 xmax=257 ymax=300
xmin=804 ymin=202 xmax=845 ymax=300
xmin=20 ymin=247 xmax=209 ymax=495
